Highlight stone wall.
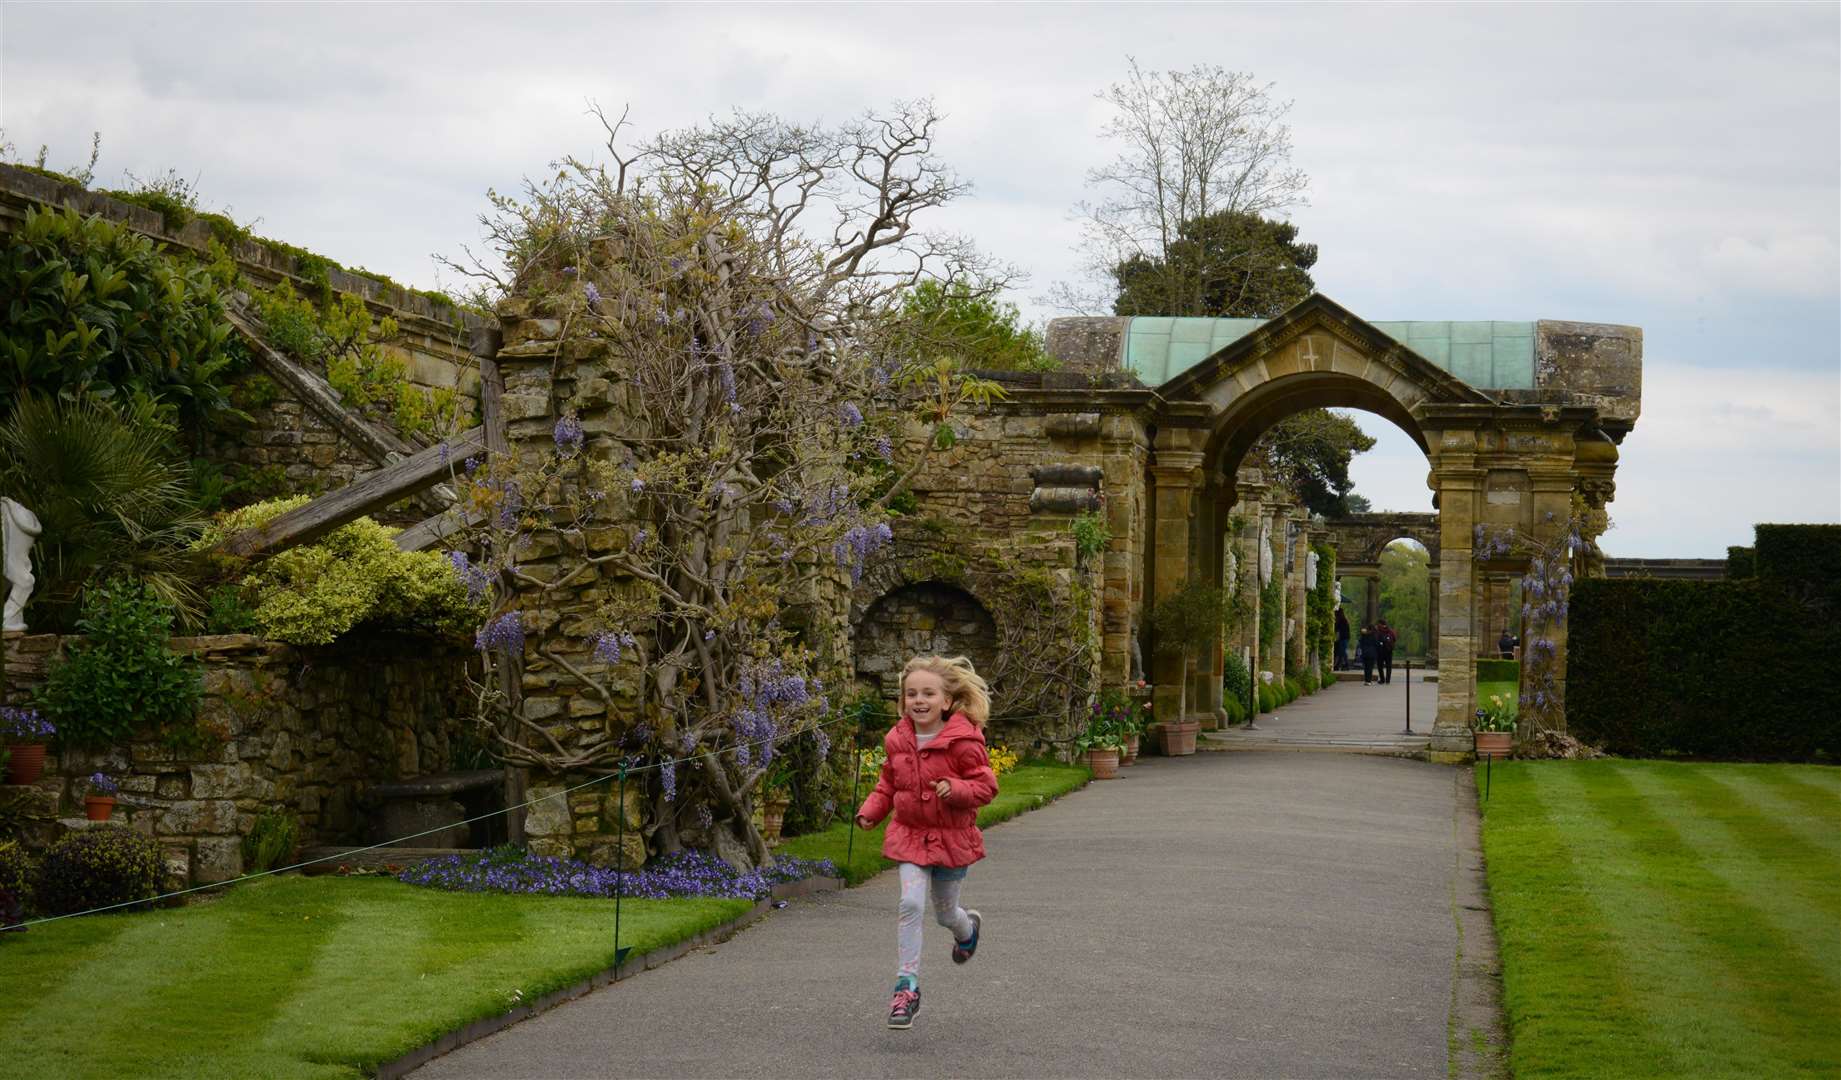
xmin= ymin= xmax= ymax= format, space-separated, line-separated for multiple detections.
xmin=0 ymin=163 xmax=483 ymax=518
xmin=1 ymin=632 xmax=474 ymax=884
xmin=853 ymin=582 xmax=999 ymax=698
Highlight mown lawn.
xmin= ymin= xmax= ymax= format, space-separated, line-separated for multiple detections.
xmin=776 ymin=762 xmax=1090 ymax=884
xmin=0 ymin=874 xmax=751 ymax=1079
xmin=1478 ymin=760 xmax=1840 ymax=1079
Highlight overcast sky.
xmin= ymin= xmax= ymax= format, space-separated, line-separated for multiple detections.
xmin=3 ymin=2 xmax=1836 ymax=557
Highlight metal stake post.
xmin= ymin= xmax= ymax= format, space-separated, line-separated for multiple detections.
xmin=612 ymin=762 xmax=632 ymax=975
xmin=846 ymin=726 xmax=862 ymax=871
xmin=1402 ymin=660 xmax=1413 ymax=735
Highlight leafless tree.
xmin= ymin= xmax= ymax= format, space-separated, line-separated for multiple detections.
xmin=1049 ymin=59 xmax=1310 ymax=314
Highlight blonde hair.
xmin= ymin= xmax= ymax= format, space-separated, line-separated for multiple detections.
xmin=900 ymin=655 xmax=990 ymax=729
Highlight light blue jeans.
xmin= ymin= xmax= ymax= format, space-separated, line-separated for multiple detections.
xmin=896 ymin=862 xmax=974 ymax=983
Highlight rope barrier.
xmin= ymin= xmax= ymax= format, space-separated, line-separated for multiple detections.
xmin=11 ymin=704 xmax=1091 ymax=930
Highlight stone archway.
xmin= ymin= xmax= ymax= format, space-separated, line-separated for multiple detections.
xmin=851 ymin=581 xmax=999 ymax=700
xmin=1115 ymin=294 xmax=1632 ymax=759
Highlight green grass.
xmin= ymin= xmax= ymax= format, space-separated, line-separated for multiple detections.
xmin=1478 ymin=760 xmax=1841 ymax=1079
xmin=0 ymin=875 xmax=751 ymax=1079
xmin=775 ymin=762 xmax=1091 ymax=884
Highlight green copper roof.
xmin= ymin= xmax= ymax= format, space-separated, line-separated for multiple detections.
xmin=1121 ymin=316 xmax=1537 ymax=391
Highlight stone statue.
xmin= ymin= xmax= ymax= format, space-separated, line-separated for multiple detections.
xmin=1128 ymin=629 xmax=1144 ymax=683
xmin=1307 ymin=551 xmax=1319 ymax=590
xmin=1258 ymin=520 xmax=1273 ymax=585
xmin=1 ymin=497 xmax=43 ymax=633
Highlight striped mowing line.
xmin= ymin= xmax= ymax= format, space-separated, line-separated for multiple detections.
xmin=1554 ymin=763 xmax=1841 ymax=1078
xmin=1630 ymin=764 xmax=1841 ymax=991
xmin=1479 ymin=763 xmax=1683 ymax=1079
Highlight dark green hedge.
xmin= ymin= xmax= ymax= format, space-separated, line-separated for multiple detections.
xmin=1570 ymin=576 xmax=1837 ymax=760
xmin=1475 ymin=658 xmax=1520 ymax=684
xmin=1726 ymin=546 xmax=1754 ymax=579
xmin=1754 ymin=524 xmax=1841 ymax=585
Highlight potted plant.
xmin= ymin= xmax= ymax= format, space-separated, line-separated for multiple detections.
xmin=1097 ymin=690 xmax=1142 ymax=765
xmin=1 ymin=706 xmax=55 ymax=785
xmin=84 ymin=772 xmax=119 ymax=821
xmin=759 ymin=762 xmax=795 ymax=845
xmin=1474 ymin=693 xmax=1516 ymax=759
xmin=1074 ymin=717 xmax=1125 ymax=780
xmin=1149 ymin=583 xmax=1219 ymax=756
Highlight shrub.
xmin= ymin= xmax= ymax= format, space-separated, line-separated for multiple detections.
xmin=1570 ymin=567 xmax=1837 ymax=760
xmin=1725 ymin=545 xmax=1755 ymax=580
xmin=1475 ymin=659 xmax=1520 ymax=684
xmin=0 ymin=205 xmax=241 ymax=431
xmin=0 ymin=839 xmax=38 ymax=914
xmin=242 ymin=808 xmax=299 ymax=873
xmin=398 ymin=846 xmax=835 ymax=901
xmin=1222 ymin=650 xmax=1251 ymax=708
xmin=38 ymin=826 xmax=164 ymax=916
xmin=0 ymin=395 xmax=207 ymax=625
xmin=1753 ymin=524 xmax=1841 ymax=586
xmin=34 ymin=577 xmax=203 ymax=750
xmin=207 ymin=501 xmax=483 ymax=645
xmin=1223 ymin=695 xmax=1247 ymax=726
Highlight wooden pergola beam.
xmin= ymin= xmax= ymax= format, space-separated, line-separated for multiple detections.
xmin=216 ymin=426 xmax=485 ymax=558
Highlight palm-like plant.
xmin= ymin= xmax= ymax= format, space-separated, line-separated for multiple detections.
xmin=0 ymin=394 xmax=206 ymax=628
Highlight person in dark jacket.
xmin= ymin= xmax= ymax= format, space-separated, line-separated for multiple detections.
xmin=1358 ymin=625 xmax=1377 ymax=684
xmin=1334 ymin=607 xmax=1351 ymax=671
xmin=1376 ymin=619 xmax=1397 ymax=684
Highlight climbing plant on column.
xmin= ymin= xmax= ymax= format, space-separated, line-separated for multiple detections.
xmin=1476 ymin=500 xmax=1597 ymax=735
xmin=443 ymin=103 xmax=1007 ymax=868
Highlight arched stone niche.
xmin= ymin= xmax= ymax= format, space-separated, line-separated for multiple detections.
xmin=852 ymin=581 xmax=999 ymax=702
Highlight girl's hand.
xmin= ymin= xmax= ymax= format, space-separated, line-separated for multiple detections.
xmin=933 ymin=778 xmax=952 ymax=799
xmin=855 ymin=815 xmax=875 ymax=831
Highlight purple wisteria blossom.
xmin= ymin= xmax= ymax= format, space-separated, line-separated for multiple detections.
xmin=874 ymin=435 xmax=893 ymax=462
xmin=446 ymin=551 xmax=494 ymax=602
xmin=593 ymin=630 xmax=637 ymax=665
xmin=745 ymin=302 xmax=776 ymax=337
xmin=631 ymin=477 xmax=646 ymax=494
xmin=397 ymin=847 xmax=835 ymax=901
xmin=659 ymin=759 xmax=677 ymax=801
xmin=583 ymin=282 xmax=601 ymax=307
xmin=831 ymin=521 xmax=895 ymax=583
xmin=553 ymin=413 xmax=585 ymax=455
xmin=476 ymin=611 xmax=526 ymax=654
xmin=838 ymin=402 xmax=863 ymax=428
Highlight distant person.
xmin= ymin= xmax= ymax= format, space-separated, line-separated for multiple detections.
xmin=1334 ymin=606 xmax=1351 ymax=671
xmin=1358 ymin=624 xmax=1378 ymax=685
xmin=1498 ymin=628 xmax=1517 ymax=660
xmin=1376 ymin=619 xmax=1398 ymax=685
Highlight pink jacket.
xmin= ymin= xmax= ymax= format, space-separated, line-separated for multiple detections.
xmin=857 ymin=712 xmax=999 ymax=868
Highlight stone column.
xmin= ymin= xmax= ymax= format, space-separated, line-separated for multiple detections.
xmin=1287 ymin=512 xmax=1309 ymax=677
xmin=1364 ymin=572 xmax=1380 ymax=628
xmin=1430 ymin=454 xmax=1484 ymax=760
xmin=1425 ymin=571 xmax=1440 ymax=664
xmin=1148 ymin=439 xmax=1205 ymax=726
xmin=1195 ymin=485 xmax=1225 ymax=730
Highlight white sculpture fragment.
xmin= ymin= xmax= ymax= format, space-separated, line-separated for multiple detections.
xmin=1 ymin=497 xmax=43 ymax=633
xmin=1258 ymin=520 xmax=1273 ymax=585
xmin=1307 ymin=550 xmax=1319 ymax=590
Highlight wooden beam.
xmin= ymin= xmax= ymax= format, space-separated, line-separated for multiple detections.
xmin=471 ymin=325 xmax=508 ymax=457
xmin=394 ymin=507 xmax=486 ymax=553
xmin=225 ymin=305 xmax=420 ymax=466
xmin=217 ymin=426 xmax=485 ymax=558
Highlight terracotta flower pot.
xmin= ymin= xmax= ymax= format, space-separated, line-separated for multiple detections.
xmin=5 ymin=742 xmax=46 ymax=786
xmin=84 ymin=795 xmax=117 ymax=822
xmin=1087 ymin=748 xmax=1120 ymax=780
xmin=761 ymin=797 xmax=791 ymax=844
xmin=1157 ymin=720 xmax=1200 ymax=757
xmin=1120 ymin=733 xmax=1140 ymax=765
xmin=1474 ymin=731 xmax=1513 ymax=759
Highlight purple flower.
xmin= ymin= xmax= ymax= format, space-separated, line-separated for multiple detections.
xmin=583 ymin=282 xmax=601 ymax=307
xmin=446 ymin=550 xmax=494 ymax=602
xmin=561 ymin=266 xmax=577 ymax=277
xmin=631 ymin=478 xmax=646 ymax=494
xmin=593 ymin=632 xmax=624 ymax=665
xmin=0 ymin=707 xmax=53 ymax=740
xmin=87 ymin=772 xmax=118 ymax=796
xmin=660 ymin=759 xmax=677 ymax=801
xmin=553 ymin=413 xmax=585 ymax=455
xmin=874 ymin=435 xmax=893 ymax=461
xmin=475 ymin=611 xmax=526 ymax=654
xmin=838 ymin=402 xmax=863 ymax=428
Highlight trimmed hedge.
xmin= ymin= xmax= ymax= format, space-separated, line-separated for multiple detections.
xmin=1570 ymin=575 xmax=1837 ymax=761
xmin=1476 ymin=658 xmax=1520 ymax=684
xmin=1753 ymin=524 xmax=1841 ymax=585
xmin=1726 ymin=545 xmax=1755 ymax=580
